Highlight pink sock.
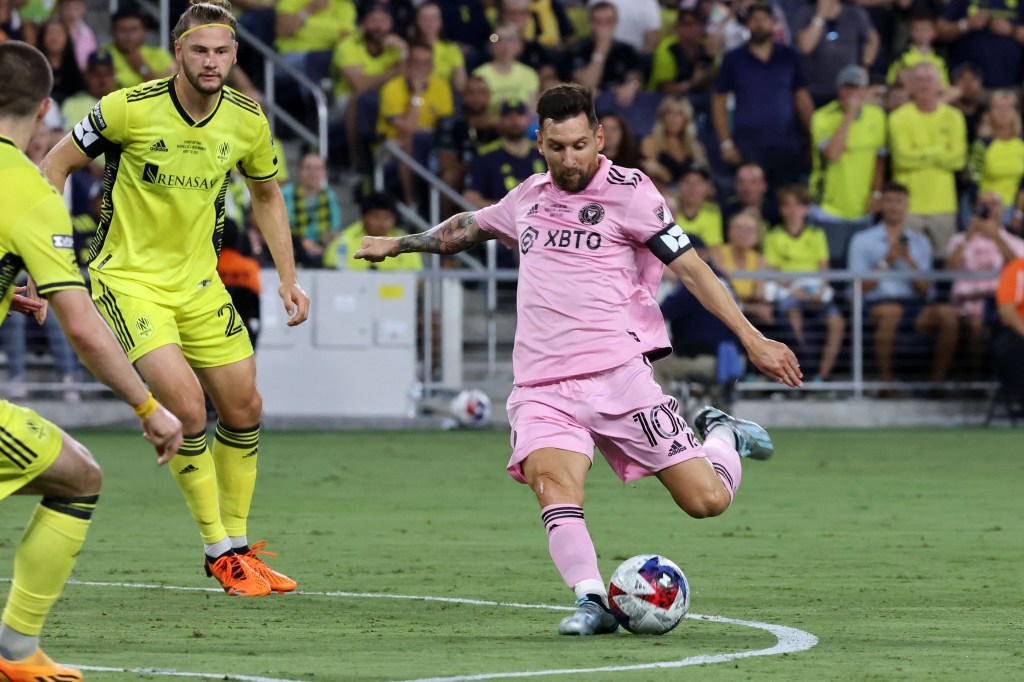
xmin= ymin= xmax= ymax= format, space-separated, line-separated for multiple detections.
xmin=702 ymin=437 xmax=743 ymax=502
xmin=541 ymin=505 xmax=603 ymax=590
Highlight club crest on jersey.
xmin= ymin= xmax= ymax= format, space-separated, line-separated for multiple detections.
xmin=134 ymin=315 xmax=154 ymax=339
xmin=578 ymin=203 xmax=605 ymax=226
xmin=216 ymin=141 xmax=231 ymax=164
xmin=520 ymin=226 xmax=539 ymax=254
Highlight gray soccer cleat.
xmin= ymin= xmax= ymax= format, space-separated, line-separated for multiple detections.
xmin=694 ymin=406 xmax=775 ymax=460
xmin=558 ymin=595 xmax=620 ymax=636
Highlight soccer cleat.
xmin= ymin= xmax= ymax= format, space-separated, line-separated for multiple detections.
xmin=694 ymin=406 xmax=774 ymax=460
xmin=204 ymin=553 xmax=271 ymax=596
xmin=558 ymin=595 xmax=620 ymax=636
xmin=0 ymin=647 xmax=82 ymax=682
xmin=240 ymin=541 xmax=297 ymax=593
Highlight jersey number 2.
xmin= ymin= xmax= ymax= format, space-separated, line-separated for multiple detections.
xmin=218 ymin=303 xmax=245 ymax=338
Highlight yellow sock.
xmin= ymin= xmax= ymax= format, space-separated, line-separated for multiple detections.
xmin=211 ymin=422 xmax=259 ymax=538
xmin=169 ymin=431 xmax=227 ymax=544
xmin=2 ymin=496 xmax=97 ymax=635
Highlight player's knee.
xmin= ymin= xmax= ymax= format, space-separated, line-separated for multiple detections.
xmin=528 ymin=471 xmax=581 ymax=506
xmin=678 ymin=486 xmax=730 ymax=519
xmin=71 ymin=446 xmax=103 ymax=496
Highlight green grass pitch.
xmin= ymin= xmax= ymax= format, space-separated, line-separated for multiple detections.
xmin=1 ymin=428 xmax=1020 ymax=681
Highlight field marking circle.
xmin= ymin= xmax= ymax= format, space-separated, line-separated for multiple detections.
xmin=48 ymin=579 xmax=817 ymax=681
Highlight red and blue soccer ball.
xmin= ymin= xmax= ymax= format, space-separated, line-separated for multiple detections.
xmin=608 ymin=554 xmax=690 ymax=634
xmin=448 ymin=389 xmax=491 ymax=428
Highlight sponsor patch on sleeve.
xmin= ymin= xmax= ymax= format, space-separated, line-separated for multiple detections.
xmin=52 ymin=235 xmax=74 ymax=249
xmin=645 ymin=223 xmax=692 ymax=264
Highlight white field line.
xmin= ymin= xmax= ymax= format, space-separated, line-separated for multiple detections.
xmin=0 ymin=578 xmax=818 ymax=682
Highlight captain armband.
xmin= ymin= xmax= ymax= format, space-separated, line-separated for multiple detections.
xmin=71 ymin=108 xmax=114 ymax=159
xmin=645 ymin=223 xmax=693 ymax=265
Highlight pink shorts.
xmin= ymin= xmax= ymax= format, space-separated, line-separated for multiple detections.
xmin=506 ymin=355 xmax=706 ymax=484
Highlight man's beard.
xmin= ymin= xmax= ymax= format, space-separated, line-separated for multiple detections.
xmin=551 ymin=159 xmax=598 ymax=192
xmin=749 ymin=29 xmax=773 ymax=45
xmin=184 ymin=65 xmax=226 ymax=95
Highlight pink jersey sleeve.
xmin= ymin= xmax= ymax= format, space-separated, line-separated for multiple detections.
xmin=618 ymin=178 xmax=675 ymax=244
xmin=475 ymin=181 xmax=527 ymax=249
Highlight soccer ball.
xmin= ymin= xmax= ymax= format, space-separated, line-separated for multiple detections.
xmin=608 ymin=555 xmax=690 ymax=634
xmin=449 ymin=389 xmax=491 ymax=427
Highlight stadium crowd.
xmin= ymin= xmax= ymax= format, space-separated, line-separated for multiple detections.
xmin=2 ymin=0 xmax=1024 ymax=402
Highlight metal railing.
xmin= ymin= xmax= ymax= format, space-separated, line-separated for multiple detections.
xmin=374 ymin=140 xmax=503 ymax=384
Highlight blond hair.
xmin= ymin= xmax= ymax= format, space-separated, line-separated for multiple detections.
xmin=649 ymin=97 xmax=708 ymax=167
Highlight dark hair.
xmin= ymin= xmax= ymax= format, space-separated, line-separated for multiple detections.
xmin=409 ymin=1 xmax=446 ymax=43
xmin=37 ymin=21 xmax=86 ymax=99
xmin=776 ymin=183 xmax=810 ymax=206
xmin=360 ymin=191 xmax=398 ymax=215
xmin=0 ymin=42 xmax=55 ymax=117
xmin=172 ymin=0 xmax=237 ymax=41
xmin=882 ymin=181 xmax=909 ymax=195
xmin=537 ymin=83 xmax=598 ymax=130
xmin=908 ymin=10 xmax=936 ymax=23
xmin=598 ymin=112 xmax=640 ymax=168
xmin=111 ymin=7 xmax=146 ymax=27
xmin=743 ymin=1 xmax=774 ymax=25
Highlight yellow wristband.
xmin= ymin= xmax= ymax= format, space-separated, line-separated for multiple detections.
xmin=132 ymin=392 xmax=159 ymax=419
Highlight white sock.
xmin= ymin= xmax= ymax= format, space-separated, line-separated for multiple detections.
xmin=204 ymin=536 xmax=232 ymax=559
xmin=707 ymin=424 xmax=737 ymax=450
xmin=573 ymin=579 xmax=607 ymax=604
xmin=0 ymin=623 xmax=38 ymax=661
xmin=229 ymin=535 xmax=249 ymax=550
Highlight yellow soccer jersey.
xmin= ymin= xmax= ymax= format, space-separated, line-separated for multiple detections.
xmin=70 ymin=77 xmax=279 ymax=305
xmin=0 ymin=136 xmax=87 ymax=321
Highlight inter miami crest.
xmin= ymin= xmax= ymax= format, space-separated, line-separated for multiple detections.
xmin=578 ymin=202 xmax=605 ymax=225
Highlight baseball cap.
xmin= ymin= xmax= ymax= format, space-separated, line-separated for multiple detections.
xmin=86 ymin=50 xmax=114 ymax=69
xmin=500 ymin=99 xmax=528 ymax=116
xmin=836 ymin=64 xmax=869 ymax=88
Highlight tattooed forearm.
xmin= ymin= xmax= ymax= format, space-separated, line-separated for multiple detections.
xmin=396 ymin=212 xmax=481 ymax=255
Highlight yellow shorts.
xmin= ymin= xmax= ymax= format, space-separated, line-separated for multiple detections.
xmin=0 ymin=400 xmax=63 ymax=501
xmin=92 ymin=276 xmax=254 ymax=369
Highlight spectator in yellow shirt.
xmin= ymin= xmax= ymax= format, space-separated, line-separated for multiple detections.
xmin=409 ymin=2 xmax=466 ymax=93
xmin=378 ymin=41 xmax=454 ymax=206
xmin=888 ymin=62 xmax=967 ymax=254
xmin=969 ymin=90 xmax=1024 ymax=229
xmin=102 ymin=8 xmax=175 ymax=87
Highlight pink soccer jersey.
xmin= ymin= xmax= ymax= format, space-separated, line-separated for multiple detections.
xmin=475 ymin=155 xmax=692 ymax=386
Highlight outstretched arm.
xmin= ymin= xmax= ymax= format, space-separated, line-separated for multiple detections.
xmin=354 ymin=211 xmax=494 ymax=262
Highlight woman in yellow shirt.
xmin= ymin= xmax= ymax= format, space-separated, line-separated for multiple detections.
xmin=409 ymin=1 xmax=467 ymax=93
xmin=710 ymin=209 xmax=774 ymax=326
xmin=969 ymin=90 xmax=1024 ymax=229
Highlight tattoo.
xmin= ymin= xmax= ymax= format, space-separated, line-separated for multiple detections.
xmin=396 ymin=212 xmax=481 ymax=255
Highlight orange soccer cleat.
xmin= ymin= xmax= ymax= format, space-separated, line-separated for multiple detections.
xmin=0 ymin=647 xmax=82 ymax=682
xmin=204 ymin=553 xmax=271 ymax=596
xmin=240 ymin=541 xmax=297 ymax=593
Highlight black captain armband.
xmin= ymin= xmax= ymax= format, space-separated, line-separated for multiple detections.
xmin=645 ymin=223 xmax=693 ymax=265
xmin=71 ymin=106 xmax=114 ymax=159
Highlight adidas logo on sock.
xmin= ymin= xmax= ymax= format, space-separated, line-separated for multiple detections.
xmin=667 ymin=440 xmax=686 ymax=457
xmin=178 ymin=464 xmax=199 ymax=474
xmin=149 ymin=139 xmax=168 ymax=152
xmin=241 ymin=448 xmax=258 ymax=458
